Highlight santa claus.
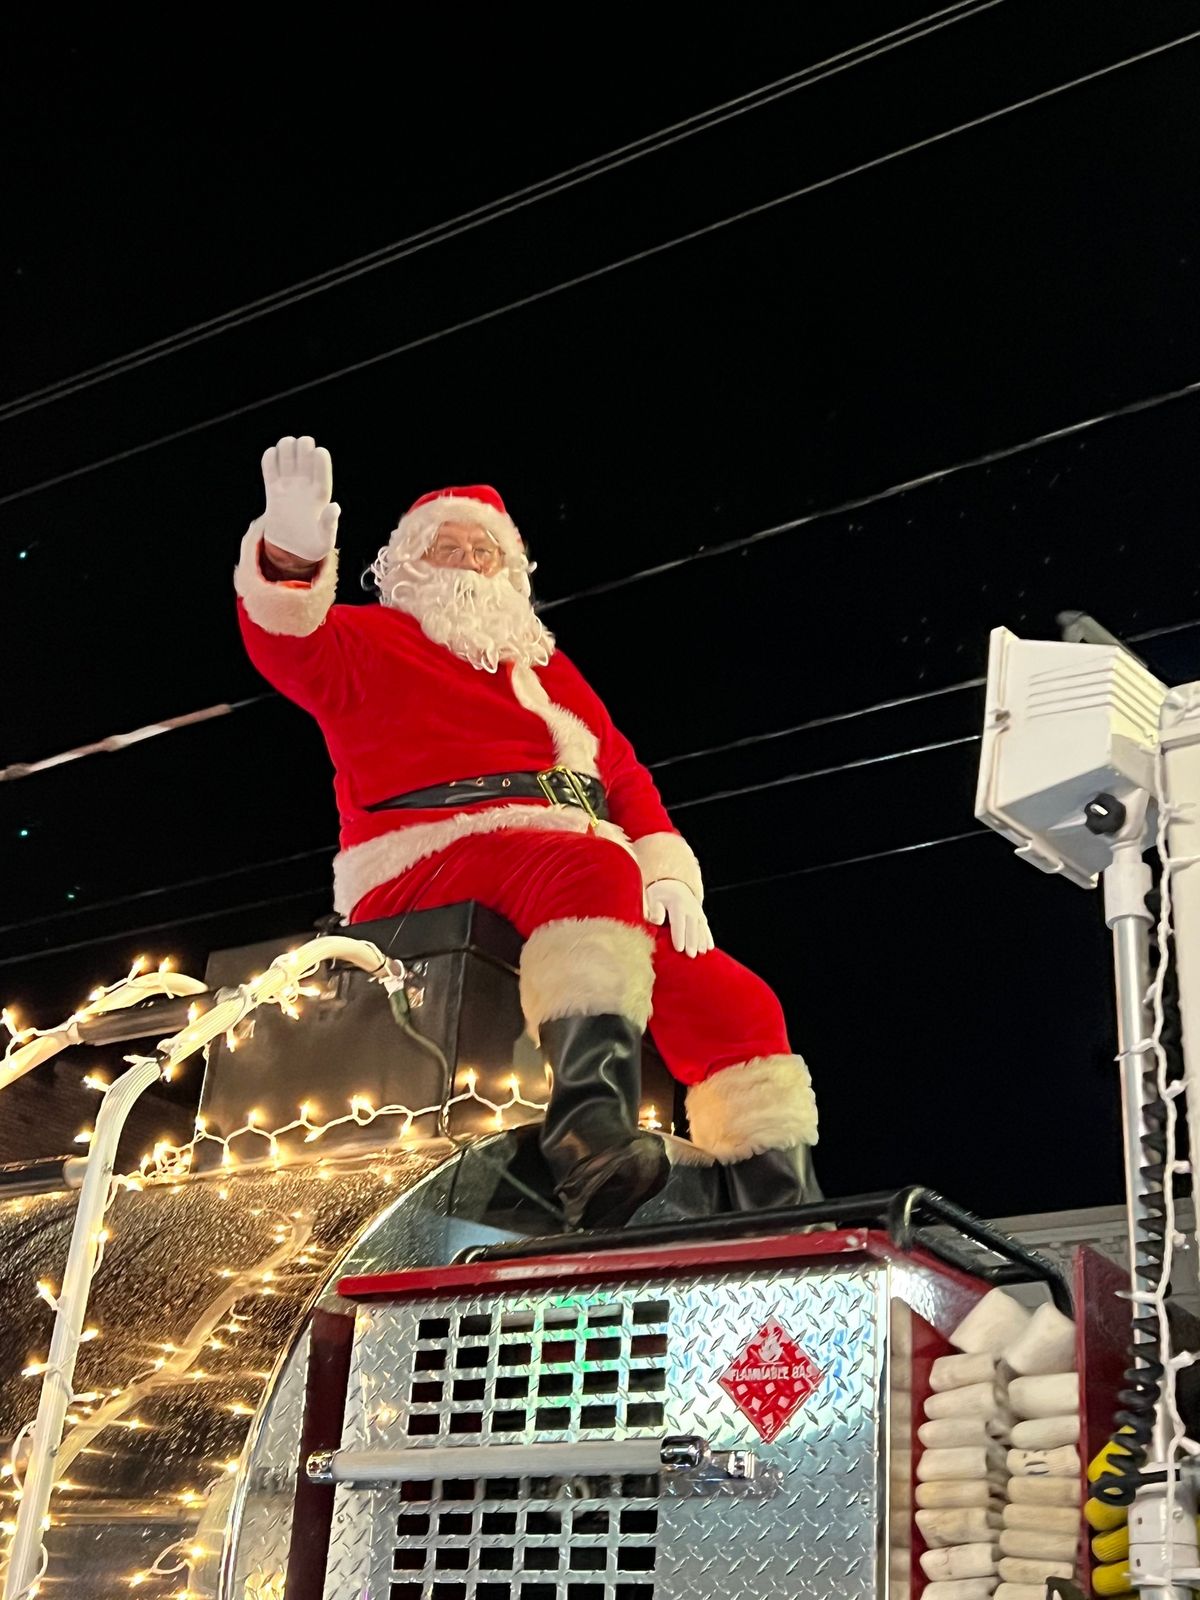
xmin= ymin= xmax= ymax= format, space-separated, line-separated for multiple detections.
xmin=236 ymin=436 xmax=818 ymax=1228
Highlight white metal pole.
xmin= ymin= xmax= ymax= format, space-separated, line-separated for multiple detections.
xmin=1103 ymin=827 xmax=1157 ymax=1295
xmin=2 ymin=1060 xmax=160 ymax=1600
xmin=1160 ymin=688 xmax=1200 ymax=1251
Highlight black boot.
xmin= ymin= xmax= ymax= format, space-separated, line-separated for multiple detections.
xmin=539 ymin=1013 xmax=670 ymax=1230
xmin=722 ymin=1143 xmax=821 ymax=1214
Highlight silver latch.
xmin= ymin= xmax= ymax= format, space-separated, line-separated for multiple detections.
xmin=660 ymin=1434 xmax=756 ymax=1481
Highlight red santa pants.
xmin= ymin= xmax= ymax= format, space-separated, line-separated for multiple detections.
xmin=352 ymin=827 xmax=791 ymax=1088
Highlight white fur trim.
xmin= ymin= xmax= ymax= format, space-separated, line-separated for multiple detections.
xmin=520 ymin=917 xmax=654 ymax=1030
xmin=234 ymin=522 xmax=338 ymax=636
xmin=334 ymin=805 xmax=636 ymax=917
xmin=686 ymin=1055 xmax=818 ymax=1162
xmin=390 ymin=497 xmax=523 ymax=565
xmin=631 ymin=831 xmax=704 ymax=904
xmin=509 ymin=664 xmax=600 ymax=775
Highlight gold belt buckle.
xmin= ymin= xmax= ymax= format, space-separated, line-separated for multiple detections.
xmin=537 ymin=764 xmax=599 ymax=830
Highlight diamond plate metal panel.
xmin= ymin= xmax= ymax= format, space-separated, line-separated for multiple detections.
xmin=0 ymin=1144 xmax=454 ymax=1600
xmin=229 ymin=1324 xmax=311 ymax=1600
xmin=324 ymin=1260 xmax=893 ymax=1600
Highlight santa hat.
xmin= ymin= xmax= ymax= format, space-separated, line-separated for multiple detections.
xmin=387 ymin=485 xmax=524 ymax=567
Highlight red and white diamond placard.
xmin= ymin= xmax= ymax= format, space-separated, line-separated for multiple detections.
xmin=717 ymin=1315 xmax=825 ymax=1443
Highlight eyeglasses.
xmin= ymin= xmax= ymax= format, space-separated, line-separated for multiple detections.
xmin=427 ymin=541 xmax=502 ymax=572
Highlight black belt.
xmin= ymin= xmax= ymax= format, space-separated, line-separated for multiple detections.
xmin=365 ymin=766 xmax=609 ymax=823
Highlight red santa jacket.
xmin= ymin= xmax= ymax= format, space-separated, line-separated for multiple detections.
xmin=234 ymin=528 xmax=704 ymax=918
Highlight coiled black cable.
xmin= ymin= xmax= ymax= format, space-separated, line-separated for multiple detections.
xmin=1093 ymin=883 xmax=1182 ymax=1505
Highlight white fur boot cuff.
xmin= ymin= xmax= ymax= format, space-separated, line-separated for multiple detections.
xmin=519 ymin=917 xmax=655 ymax=1032
xmin=686 ymin=1055 xmax=818 ymax=1163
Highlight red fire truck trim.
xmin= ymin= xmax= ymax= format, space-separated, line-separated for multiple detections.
xmin=337 ymin=1227 xmax=988 ymax=1326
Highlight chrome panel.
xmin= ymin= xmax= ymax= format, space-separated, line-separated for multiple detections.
xmin=324 ymin=1260 xmax=892 ymax=1599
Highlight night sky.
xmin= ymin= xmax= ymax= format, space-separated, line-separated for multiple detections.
xmin=3 ymin=7 xmax=1199 ymax=1216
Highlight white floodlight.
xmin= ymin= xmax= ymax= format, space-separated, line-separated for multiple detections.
xmin=975 ymin=626 xmax=1167 ymax=888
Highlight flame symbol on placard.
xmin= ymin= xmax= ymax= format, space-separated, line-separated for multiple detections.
xmin=755 ymin=1326 xmax=785 ymax=1365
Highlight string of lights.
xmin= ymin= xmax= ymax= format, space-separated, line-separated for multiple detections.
xmin=0 ymin=959 xmax=207 ymax=1092
xmin=0 ymin=1 xmax=999 ymax=425
xmin=4 ymin=31 xmax=1196 ymax=515
xmin=0 ymin=938 xmax=381 ymax=1593
xmin=0 ymin=934 xmax=581 ymax=1597
xmin=4 ymin=1174 xmax=321 ymax=1599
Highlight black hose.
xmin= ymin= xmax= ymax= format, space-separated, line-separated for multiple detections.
xmin=1093 ymin=883 xmax=1180 ymax=1506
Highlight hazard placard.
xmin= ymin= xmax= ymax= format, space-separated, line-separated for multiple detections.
xmin=717 ymin=1315 xmax=825 ymax=1443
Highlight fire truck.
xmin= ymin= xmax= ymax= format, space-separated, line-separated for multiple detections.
xmin=0 ymin=625 xmax=1195 ymax=1600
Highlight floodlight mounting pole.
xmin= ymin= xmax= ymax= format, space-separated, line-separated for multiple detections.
xmin=1093 ymin=790 xmax=1161 ymax=1298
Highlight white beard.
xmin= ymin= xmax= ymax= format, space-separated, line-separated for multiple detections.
xmin=374 ymin=559 xmax=555 ymax=672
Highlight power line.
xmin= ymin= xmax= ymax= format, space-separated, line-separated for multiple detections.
xmin=0 ymin=824 xmax=994 ymax=970
xmin=0 ymin=731 xmax=984 ymax=955
xmin=8 ymin=610 xmax=1195 ymax=939
xmin=670 ymin=734 xmax=980 ymax=811
xmin=5 ymin=29 xmax=1195 ymax=515
xmin=649 ymin=678 xmax=985 ymax=771
xmin=706 ymin=827 xmax=987 ymax=894
xmin=0 ymin=887 xmax=329 ymax=972
xmin=7 ymin=603 xmax=1199 ymax=957
xmin=4 ymin=603 xmax=1198 ymax=949
xmin=0 ymin=2 xmax=998 ymax=425
xmin=0 ymin=695 xmax=270 ymax=783
xmin=0 ymin=844 xmax=335 ymax=939
xmin=650 ymin=613 xmax=1200 ymax=773
xmin=6 ymin=372 xmax=1198 ymax=785
xmin=539 ymin=375 xmax=1200 ymax=612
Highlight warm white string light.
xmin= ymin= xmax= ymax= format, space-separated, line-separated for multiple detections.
xmin=1 ymin=940 xmax=384 ymax=1600
xmin=0 ymin=933 xmax=557 ymax=1599
xmin=3 ymin=1193 xmax=313 ymax=1599
xmin=1 ymin=931 xmax=670 ymax=1598
xmin=137 ymin=1064 xmax=548 ymax=1182
xmin=0 ymin=959 xmax=206 ymax=1095
xmin=1141 ymin=712 xmax=1200 ymax=1587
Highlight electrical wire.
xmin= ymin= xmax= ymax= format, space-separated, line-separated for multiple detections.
xmin=6 ymin=376 xmax=1198 ymax=785
xmin=0 ymin=887 xmax=329 ymax=971
xmin=538 ymin=375 xmax=1200 ymax=613
xmin=0 ymin=1 xmax=999 ymax=425
xmin=5 ymin=609 xmax=1200 ymax=945
xmin=4 ymin=30 xmax=1195 ymax=515
xmin=649 ymin=679 xmax=985 ymax=771
xmin=652 ymin=613 xmax=1200 ymax=773
xmin=0 ymin=825 xmax=993 ymax=970
xmin=0 ymin=733 xmax=984 ymax=958
xmin=0 ymin=846 xmax=336 ymax=939
xmin=669 ymin=734 xmax=980 ymax=812
xmin=706 ymin=827 xmax=988 ymax=894
xmin=0 ymin=696 xmax=269 ymax=783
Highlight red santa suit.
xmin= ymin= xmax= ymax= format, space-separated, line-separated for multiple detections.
xmin=234 ymin=497 xmax=817 ymax=1165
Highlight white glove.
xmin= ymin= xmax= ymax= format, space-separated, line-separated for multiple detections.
xmin=645 ymin=879 xmax=714 ymax=958
xmin=261 ymin=435 xmax=341 ymax=562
